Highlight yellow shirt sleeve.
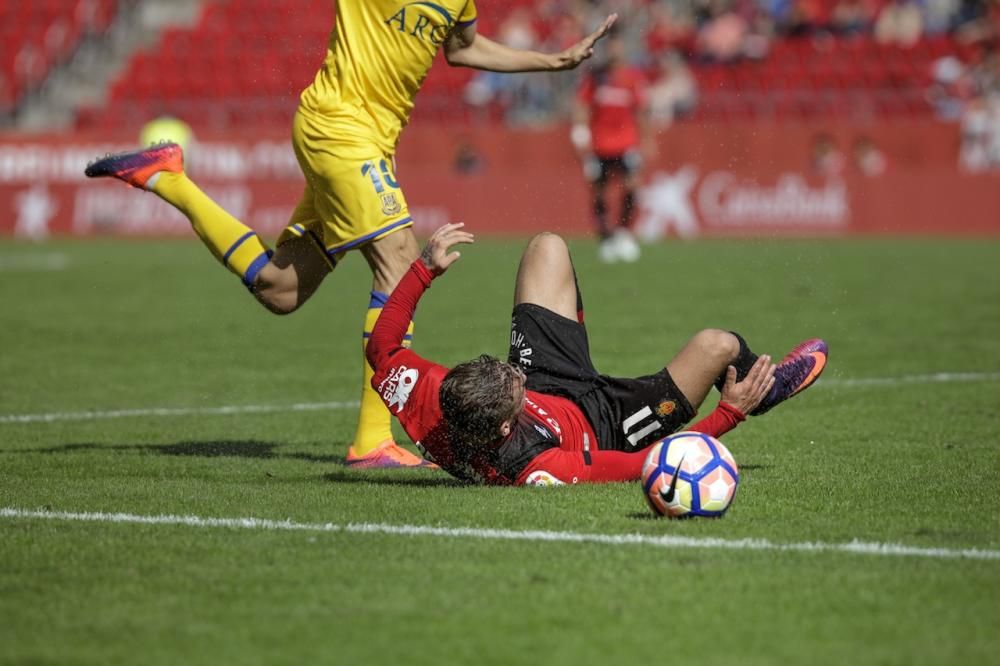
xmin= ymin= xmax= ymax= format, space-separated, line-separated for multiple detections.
xmin=456 ymin=0 xmax=477 ymax=26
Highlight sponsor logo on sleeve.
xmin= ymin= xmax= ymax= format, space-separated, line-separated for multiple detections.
xmin=378 ymin=365 xmax=419 ymax=413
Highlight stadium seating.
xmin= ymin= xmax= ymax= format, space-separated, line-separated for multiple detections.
xmin=72 ymin=0 xmax=977 ymax=131
xmin=0 ymin=0 xmax=117 ymax=111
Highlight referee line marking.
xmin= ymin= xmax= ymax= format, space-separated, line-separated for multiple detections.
xmin=2 ymin=507 xmax=998 ymax=562
xmin=0 ymin=371 xmax=997 ymax=425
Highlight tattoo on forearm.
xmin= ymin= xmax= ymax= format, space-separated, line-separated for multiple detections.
xmin=420 ymin=245 xmax=434 ymax=269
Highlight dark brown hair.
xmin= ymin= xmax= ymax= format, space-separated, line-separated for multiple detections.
xmin=440 ymin=355 xmax=523 ymax=445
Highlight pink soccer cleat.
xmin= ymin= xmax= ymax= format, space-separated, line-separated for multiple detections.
xmin=85 ymin=142 xmax=183 ymax=190
xmin=751 ymin=338 xmax=828 ymax=415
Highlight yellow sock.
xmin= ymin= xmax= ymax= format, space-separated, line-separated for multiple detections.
xmin=152 ymin=171 xmax=271 ymax=286
xmin=352 ymin=291 xmax=414 ymax=455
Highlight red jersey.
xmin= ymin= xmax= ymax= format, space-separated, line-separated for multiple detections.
xmin=577 ymin=65 xmax=647 ymax=158
xmin=367 ymin=261 xmax=747 ymax=486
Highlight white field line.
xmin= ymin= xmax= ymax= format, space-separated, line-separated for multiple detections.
xmin=822 ymin=371 xmax=1000 ymax=388
xmin=0 ymin=253 xmax=69 ymax=272
xmin=0 ymin=401 xmax=359 ymax=424
xmin=2 ymin=507 xmax=998 ymax=562
xmin=1 ymin=371 xmax=998 ymax=426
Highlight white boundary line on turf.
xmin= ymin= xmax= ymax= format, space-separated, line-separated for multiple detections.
xmin=822 ymin=371 xmax=1000 ymax=388
xmin=2 ymin=507 xmax=998 ymax=562
xmin=0 ymin=401 xmax=360 ymax=424
xmin=0 ymin=371 xmax=998 ymax=425
xmin=0 ymin=253 xmax=69 ymax=272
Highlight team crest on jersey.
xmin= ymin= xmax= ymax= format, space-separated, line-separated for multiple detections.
xmin=378 ymin=365 xmax=419 ymax=413
xmin=523 ymin=470 xmax=566 ymax=486
xmin=656 ymin=400 xmax=676 ymax=417
xmin=380 ymin=192 xmax=402 ymax=216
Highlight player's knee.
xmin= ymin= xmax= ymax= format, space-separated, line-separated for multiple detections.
xmin=694 ymin=329 xmax=740 ymax=364
xmin=525 ymin=232 xmax=569 ymax=264
xmin=252 ymin=279 xmax=300 ymax=315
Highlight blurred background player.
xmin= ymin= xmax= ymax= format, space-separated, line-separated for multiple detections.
xmin=86 ymin=2 xmax=618 ymax=469
xmin=571 ymin=27 xmax=651 ymax=264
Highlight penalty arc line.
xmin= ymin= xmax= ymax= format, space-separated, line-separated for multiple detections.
xmin=2 ymin=507 xmax=999 ymax=562
xmin=0 ymin=371 xmax=998 ymax=425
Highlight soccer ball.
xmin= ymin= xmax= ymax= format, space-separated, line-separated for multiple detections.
xmin=641 ymin=431 xmax=739 ymax=518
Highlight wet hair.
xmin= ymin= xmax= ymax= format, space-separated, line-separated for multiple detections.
xmin=439 ymin=355 xmax=524 ymax=445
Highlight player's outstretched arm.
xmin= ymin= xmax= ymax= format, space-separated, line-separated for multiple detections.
xmin=444 ymin=14 xmax=617 ymax=72
xmin=419 ymin=223 xmax=475 ymax=276
xmin=366 ymin=224 xmax=473 ymax=372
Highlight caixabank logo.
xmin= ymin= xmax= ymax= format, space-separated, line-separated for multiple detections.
xmin=638 ymin=166 xmax=850 ymax=239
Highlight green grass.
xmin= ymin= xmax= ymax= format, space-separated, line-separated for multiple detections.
xmin=1 ymin=236 xmax=999 ymax=665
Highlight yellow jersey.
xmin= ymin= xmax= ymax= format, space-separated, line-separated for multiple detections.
xmin=299 ymin=0 xmax=478 ymax=158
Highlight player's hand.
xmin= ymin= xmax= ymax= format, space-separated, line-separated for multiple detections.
xmin=720 ymin=355 xmax=776 ymax=415
xmin=552 ymin=14 xmax=617 ymax=71
xmin=420 ymin=223 xmax=475 ymax=276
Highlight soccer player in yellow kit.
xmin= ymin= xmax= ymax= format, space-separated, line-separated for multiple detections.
xmin=86 ymin=2 xmax=617 ymax=468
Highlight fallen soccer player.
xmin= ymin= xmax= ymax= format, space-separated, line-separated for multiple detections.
xmin=366 ymin=223 xmax=828 ymax=485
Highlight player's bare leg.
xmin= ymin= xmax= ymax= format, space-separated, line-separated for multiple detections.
xmin=513 ymin=232 xmax=578 ymax=319
xmin=360 ymin=226 xmax=421 ymax=295
xmin=85 ymin=143 xmax=332 ymax=314
xmin=253 ymin=235 xmax=332 ymax=314
xmin=666 ymin=330 xmax=756 ymax=410
xmin=667 ymin=331 xmax=828 ymax=416
xmin=347 ymin=227 xmax=436 ymax=468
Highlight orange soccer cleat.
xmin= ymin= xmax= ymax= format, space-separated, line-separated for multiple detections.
xmin=84 ymin=142 xmax=183 ymax=190
xmin=345 ymin=440 xmax=438 ymax=469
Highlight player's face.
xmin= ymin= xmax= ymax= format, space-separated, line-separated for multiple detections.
xmin=511 ymin=365 xmax=527 ymax=414
xmin=497 ymin=364 xmax=527 ymax=437
xmin=501 ymin=364 xmax=527 ymax=423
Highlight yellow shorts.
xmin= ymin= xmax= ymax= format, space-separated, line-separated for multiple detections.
xmin=277 ymin=111 xmax=412 ymax=265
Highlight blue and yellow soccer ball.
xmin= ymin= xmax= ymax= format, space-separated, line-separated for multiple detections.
xmin=641 ymin=431 xmax=740 ymax=518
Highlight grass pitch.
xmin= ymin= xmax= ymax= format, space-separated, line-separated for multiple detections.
xmin=1 ymin=235 xmax=999 ymax=665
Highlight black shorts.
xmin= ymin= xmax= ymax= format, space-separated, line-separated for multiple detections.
xmin=594 ymin=151 xmax=641 ymax=184
xmin=508 ymin=303 xmax=695 ymax=452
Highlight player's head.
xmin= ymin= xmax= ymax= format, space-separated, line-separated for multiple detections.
xmin=440 ymin=355 xmax=527 ymax=443
xmin=604 ymin=24 xmax=625 ymax=65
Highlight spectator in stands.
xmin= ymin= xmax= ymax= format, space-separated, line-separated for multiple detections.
xmin=645 ymin=1 xmax=697 ymax=56
xmin=927 ymin=55 xmax=974 ymax=120
xmin=784 ymin=0 xmax=828 ymax=36
xmin=924 ymin=0 xmax=961 ymax=34
xmin=852 ymin=135 xmax=889 ymax=176
xmin=831 ymin=0 xmax=874 ymax=36
xmin=972 ymin=46 xmax=1000 ymax=95
xmin=810 ymin=133 xmax=846 ymax=178
xmin=874 ymin=0 xmax=924 ymax=47
xmin=959 ymin=95 xmax=999 ymax=170
xmin=696 ymin=0 xmax=751 ymax=62
xmin=466 ymin=8 xmax=557 ymax=122
xmin=955 ymin=0 xmax=1000 ymax=46
xmin=647 ymin=50 xmax=699 ymax=124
